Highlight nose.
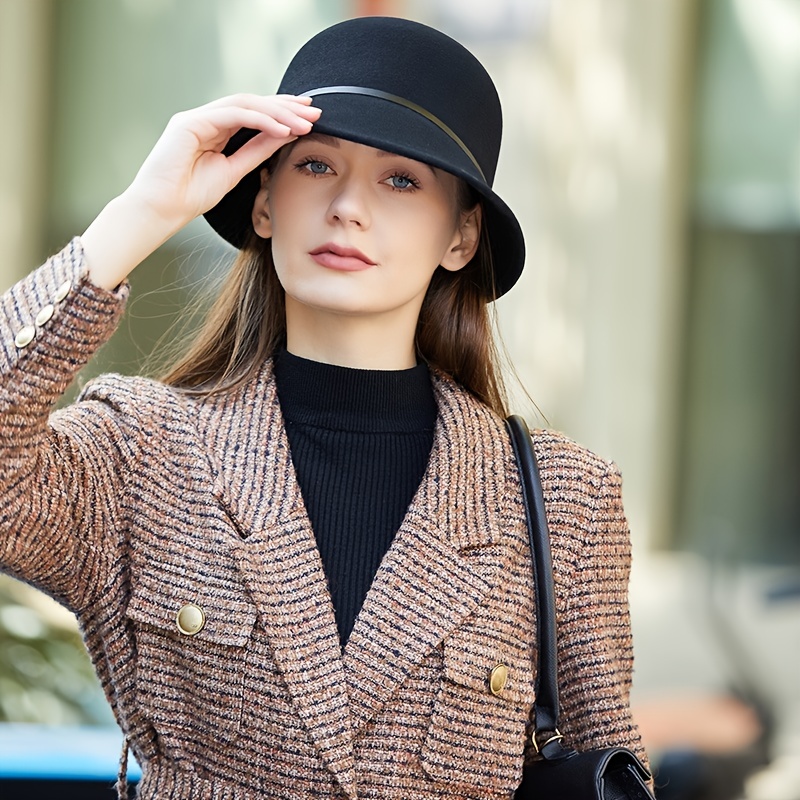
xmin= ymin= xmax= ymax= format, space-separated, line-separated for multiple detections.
xmin=326 ymin=178 xmax=371 ymax=229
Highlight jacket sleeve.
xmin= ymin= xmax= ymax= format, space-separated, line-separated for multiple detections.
xmin=0 ymin=237 xmax=132 ymax=612
xmin=555 ymin=461 xmax=650 ymax=769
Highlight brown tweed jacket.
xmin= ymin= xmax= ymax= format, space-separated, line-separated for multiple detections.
xmin=0 ymin=240 xmax=647 ymax=799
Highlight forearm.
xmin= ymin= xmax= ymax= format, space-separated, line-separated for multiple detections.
xmin=81 ymin=190 xmax=184 ymax=290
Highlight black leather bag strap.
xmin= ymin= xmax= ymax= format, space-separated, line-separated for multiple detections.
xmin=505 ymin=416 xmax=563 ymax=749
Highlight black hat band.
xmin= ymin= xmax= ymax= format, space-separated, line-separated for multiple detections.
xmin=300 ymin=85 xmax=486 ymax=182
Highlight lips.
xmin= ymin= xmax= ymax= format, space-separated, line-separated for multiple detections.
xmin=309 ymin=243 xmax=376 ymax=272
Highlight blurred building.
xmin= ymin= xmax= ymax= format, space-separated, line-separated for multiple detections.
xmin=0 ymin=1 xmax=798 ymax=798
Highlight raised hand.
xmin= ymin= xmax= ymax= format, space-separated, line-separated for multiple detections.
xmin=82 ymin=94 xmax=321 ymax=290
xmin=127 ymin=94 xmax=320 ymax=230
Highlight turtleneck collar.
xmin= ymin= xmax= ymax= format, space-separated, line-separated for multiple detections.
xmin=273 ymin=349 xmax=438 ymax=434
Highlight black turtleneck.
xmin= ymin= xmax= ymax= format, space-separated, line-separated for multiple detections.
xmin=273 ymin=349 xmax=438 ymax=648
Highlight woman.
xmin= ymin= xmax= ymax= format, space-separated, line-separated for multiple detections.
xmin=0 ymin=16 xmax=647 ymax=799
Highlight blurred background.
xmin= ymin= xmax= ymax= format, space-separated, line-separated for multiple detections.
xmin=0 ymin=0 xmax=798 ymax=798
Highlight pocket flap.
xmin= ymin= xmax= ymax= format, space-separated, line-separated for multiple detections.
xmin=443 ymin=627 xmax=536 ymax=705
xmin=127 ymin=570 xmax=257 ymax=648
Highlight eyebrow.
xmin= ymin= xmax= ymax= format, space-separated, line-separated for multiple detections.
xmin=297 ymin=132 xmax=340 ymax=147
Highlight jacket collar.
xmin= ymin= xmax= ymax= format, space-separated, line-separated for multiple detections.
xmin=196 ymin=358 xmax=514 ymax=796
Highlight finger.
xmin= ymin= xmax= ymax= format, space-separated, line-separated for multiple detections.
xmin=175 ymin=98 xmax=319 ymax=150
xmin=189 ymin=107 xmax=304 ymax=145
xmin=230 ymin=96 xmax=321 ymax=127
xmin=200 ymin=93 xmax=317 ymax=114
xmin=185 ymin=103 xmax=319 ymax=150
xmin=272 ymin=94 xmax=313 ymax=103
xmin=251 ymin=103 xmax=320 ymax=132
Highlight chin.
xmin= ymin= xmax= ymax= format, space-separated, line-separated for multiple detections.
xmin=285 ymin=286 xmax=383 ymax=316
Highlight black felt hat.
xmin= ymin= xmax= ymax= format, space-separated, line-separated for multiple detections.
xmin=204 ymin=16 xmax=525 ymax=299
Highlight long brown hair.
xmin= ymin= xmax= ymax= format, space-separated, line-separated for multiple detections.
xmin=159 ymin=183 xmax=510 ymax=417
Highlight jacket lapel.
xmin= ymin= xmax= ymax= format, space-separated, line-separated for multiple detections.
xmin=197 ymin=362 xmax=515 ymax=779
xmin=343 ymin=373 xmax=512 ymax=734
xmin=198 ymin=362 xmax=357 ymax=798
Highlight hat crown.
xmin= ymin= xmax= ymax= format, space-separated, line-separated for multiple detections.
xmin=277 ymin=16 xmax=502 ymax=185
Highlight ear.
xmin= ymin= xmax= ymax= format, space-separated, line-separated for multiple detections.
xmin=440 ymin=204 xmax=482 ymax=272
xmin=251 ymin=168 xmax=273 ymax=239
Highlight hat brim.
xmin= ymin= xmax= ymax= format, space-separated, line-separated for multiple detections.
xmin=203 ymin=93 xmax=524 ymax=298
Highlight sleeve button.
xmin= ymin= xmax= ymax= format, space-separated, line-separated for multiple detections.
xmin=35 ymin=304 xmax=55 ymax=326
xmin=54 ymin=280 xmax=72 ymax=303
xmin=14 ymin=325 xmax=36 ymax=348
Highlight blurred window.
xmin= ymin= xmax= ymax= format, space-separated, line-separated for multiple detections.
xmin=678 ymin=0 xmax=800 ymax=565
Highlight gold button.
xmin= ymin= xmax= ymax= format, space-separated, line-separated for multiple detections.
xmin=35 ymin=304 xmax=55 ymax=326
xmin=14 ymin=325 xmax=36 ymax=348
xmin=176 ymin=603 xmax=206 ymax=636
xmin=489 ymin=664 xmax=509 ymax=696
xmin=54 ymin=280 xmax=72 ymax=303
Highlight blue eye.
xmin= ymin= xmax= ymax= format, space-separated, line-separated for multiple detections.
xmin=294 ymin=158 xmax=331 ymax=176
xmin=306 ymin=160 xmax=329 ymax=174
xmin=388 ymin=173 xmax=420 ymax=191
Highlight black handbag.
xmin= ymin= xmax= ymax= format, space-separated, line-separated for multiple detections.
xmin=505 ymin=415 xmax=655 ymax=799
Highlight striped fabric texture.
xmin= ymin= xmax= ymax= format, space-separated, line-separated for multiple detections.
xmin=0 ymin=240 xmax=647 ymax=799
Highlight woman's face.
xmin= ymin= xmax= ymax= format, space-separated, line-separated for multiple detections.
xmin=251 ymin=134 xmax=479 ymax=324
